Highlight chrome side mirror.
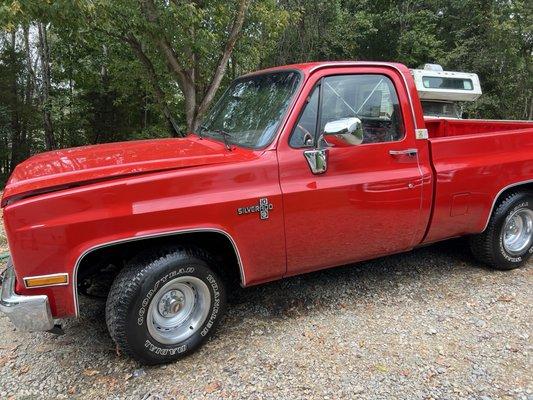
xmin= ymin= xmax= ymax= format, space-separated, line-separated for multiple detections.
xmin=303 ymin=117 xmax=362 ymax=174
xmin=323 ymin=117 xmax=363 ymax=147
xmin=304 ymin=148 xmax=328 ymax=175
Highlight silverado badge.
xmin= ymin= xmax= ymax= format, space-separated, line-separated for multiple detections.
xmin=237 ymin=198 xmax=273 ymax=220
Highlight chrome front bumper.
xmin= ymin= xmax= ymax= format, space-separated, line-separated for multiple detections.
xmin=0 ymin=259 xmax=54 ymax=331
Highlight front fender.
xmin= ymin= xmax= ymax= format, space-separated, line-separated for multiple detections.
xmin=3 ymin=151 xmax=286 ymax=318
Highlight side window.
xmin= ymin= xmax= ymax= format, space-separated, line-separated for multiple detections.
xmin=321 ymin=75 xmax=404 ymax=144
xmin=289 ymin=87 xmax=319 ymax=148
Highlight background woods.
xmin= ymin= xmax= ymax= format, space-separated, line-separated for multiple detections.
xmin=0 ymin=0 xmax=531 ymax=185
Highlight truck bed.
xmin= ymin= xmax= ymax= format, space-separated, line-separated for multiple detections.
xmin=424 ymin=117 xmax=532 ymax=138
xmin=423 ymin=117 xmax=533 ymax=243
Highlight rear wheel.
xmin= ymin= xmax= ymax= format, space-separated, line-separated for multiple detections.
xmin=105 ymin=247 xmax=226 ymax=365
xmin=469 ymin=191 xmax=533 ymax=270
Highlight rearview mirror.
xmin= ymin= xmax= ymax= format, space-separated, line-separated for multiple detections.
xmin=322 ymin=117 xmax=363 ymax=147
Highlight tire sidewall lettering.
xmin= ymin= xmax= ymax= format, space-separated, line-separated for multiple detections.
xmin=201 ymin=274 xmax=220 ymax=337
xmin=499 ymin=239 xmax=522 ymax=263
xmin=134 ymin=264 xmax=223 ymax=357
xmin=144 ymin=339 xmax=187 ymax=356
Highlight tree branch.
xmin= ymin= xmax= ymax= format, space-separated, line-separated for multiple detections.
xmin=124 ymin=33 xmax=182 ymax=136
xmin=196 ymin=0 xmax=251 ymax=119
xmin=139 ymin=0 xmax=190 ymax=86
xmin=139 ymin=0 xmax=199 ymax=129
xmin=37 ymin=22 xmax=56 ymax=150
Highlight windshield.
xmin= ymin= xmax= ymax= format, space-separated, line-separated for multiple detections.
xmin=200 ymin=71 xmax=301 ymax=148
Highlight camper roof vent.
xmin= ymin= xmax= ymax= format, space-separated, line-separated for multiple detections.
xmin=422 ymin=63 xmax=444 ymax=72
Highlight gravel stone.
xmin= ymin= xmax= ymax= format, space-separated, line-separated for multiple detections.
xmin=0 ymin=237 xmax=531 ymax=399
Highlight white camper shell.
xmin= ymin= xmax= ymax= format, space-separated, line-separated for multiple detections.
xmin=410 ymin=64 xmax=482 ymax=118
xmin=411 ymin=64 xmax=482 ymax=102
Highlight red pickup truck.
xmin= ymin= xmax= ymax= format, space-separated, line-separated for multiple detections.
xmin=1 ymin=61 xmax=532 ymax=364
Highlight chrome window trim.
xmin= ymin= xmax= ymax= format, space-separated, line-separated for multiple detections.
xmin=482 ymin=179 xmax=533 ymax=231
xmin=72 ymin=228 xmax=246 ymax=317
xmin=23 ymin=272 xmax=69 ymax=289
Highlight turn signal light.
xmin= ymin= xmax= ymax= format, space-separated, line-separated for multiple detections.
xmin=24 ymin=273 xmax=69 ymax=288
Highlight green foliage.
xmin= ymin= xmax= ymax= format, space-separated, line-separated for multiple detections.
xmin=0 ymin=0 xmax=531 ymax=185
xmin=432 ymin=0 xmax=532 ymax=119
xmin=267 ymin=0 xmax=532 ymax=120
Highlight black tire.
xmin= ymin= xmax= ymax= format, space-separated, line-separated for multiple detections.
xmin=105 ymin=246 xmax=226 ymax=365
xmin=469 ymin=191 xmax=533 ymax=270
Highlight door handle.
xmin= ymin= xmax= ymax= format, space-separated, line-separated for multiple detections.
xmin=389 ymin=148 xmax=418 ymax=157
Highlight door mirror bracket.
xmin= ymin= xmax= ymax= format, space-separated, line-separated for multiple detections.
xmin=303 ymin=148 xmax=328 ymax=175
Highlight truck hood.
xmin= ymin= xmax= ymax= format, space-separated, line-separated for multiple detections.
xmin=2 ymin=135 xmax=256 ymax=206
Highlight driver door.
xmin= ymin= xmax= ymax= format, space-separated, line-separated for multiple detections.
xmin=278 ymin=68 xmax=425 ymax=275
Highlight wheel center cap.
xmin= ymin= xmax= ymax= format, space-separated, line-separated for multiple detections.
xmin=170 ymin=299 xmax=182 ymax=313
xmin=158 ymin=290 xmax=185 ymax=317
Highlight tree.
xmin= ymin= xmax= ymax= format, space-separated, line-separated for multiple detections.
xmin=76 ymin=0 xmax=290 ymax=132
xmin=37 ymin=22 xmax=55 ymax=149
xmin=0 ymin=0 xmax=531 ymax=186
xmin=266 ymin=0 xmax=532 ymax=120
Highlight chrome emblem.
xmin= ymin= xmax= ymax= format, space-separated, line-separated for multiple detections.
xmin=237 ymin=198 xmax=273 ymax=220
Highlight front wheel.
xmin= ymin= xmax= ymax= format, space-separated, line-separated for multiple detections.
xmin=105 ymin=247 xmax=226 ymax=365
xmin=469 ymin=191 xmax=533 ymax=270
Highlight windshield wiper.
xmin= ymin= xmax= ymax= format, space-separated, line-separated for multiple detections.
xmin=197 ymin=125 xmax=234 ymax=150
xmin=214 ymin=129 xmax=234 ymax=151
xmin=198 ymin=124 xmax=209 ymax=139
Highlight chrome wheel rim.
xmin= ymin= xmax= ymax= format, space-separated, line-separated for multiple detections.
xmin=147 ymin=276 xmax=211 ymax=344
xmin=502 ymin=207 xmax=533 ymax=255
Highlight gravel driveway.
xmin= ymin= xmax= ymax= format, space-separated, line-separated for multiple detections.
xmin=0 ymin=237 xmax=531 ymax=399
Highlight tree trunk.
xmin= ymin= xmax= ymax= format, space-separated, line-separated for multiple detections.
xmin=37 ymin=22 xmax=56 ymax=150
xmin=21 ymin=24 xmax=35 ymax=160
xmin=194 ymin=0 xmax=251 ymax=124
xmin=139 ymin=0 xmax=250 ymax=132
xmin=91 ymin=44 xmax=114 ymax=144
xmin=8 ymin=30 xmax=22 ymax=172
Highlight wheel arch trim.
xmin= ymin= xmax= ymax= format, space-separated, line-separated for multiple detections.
xmin=72 ymin=228 xmax=245 ymax=317
xmin=482 ymin=179 xmax=533 ymax=232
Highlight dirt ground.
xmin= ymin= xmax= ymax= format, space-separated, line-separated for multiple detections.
xmin=0 ymin=208 xmax=531 ymax=399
